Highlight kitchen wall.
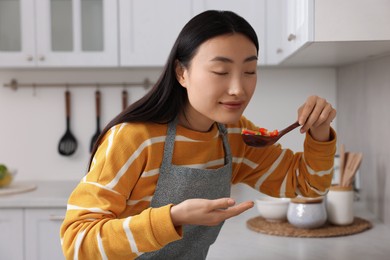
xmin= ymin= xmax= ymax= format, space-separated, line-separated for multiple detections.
xmin=0 ymin=67 xmax=337 ymax=193
xmin=337 ymin=54 xmax=390 ymax=226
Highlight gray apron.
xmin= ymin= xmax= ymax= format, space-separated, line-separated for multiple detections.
xmin=137 ymin=119 xmax=232 ymax=260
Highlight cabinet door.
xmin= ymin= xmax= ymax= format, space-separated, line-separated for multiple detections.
xmin=119 ymin=0 xmax=195 ymax=66
xmin=283 ymin=0 xmax=313 ymax=56
xmin=265 ymin=0 xmax=313 ymax=65
xmin=0 ymin=209 xmax=24 ymax=260
xmin=0 ymin=0 xmax=35 ymax=67
xmin=265 ymin=0 xmax=285 ymax=65
xmin=35 ymin=0 xmax=118 ymax=67
xmin=193 ymin=0 xmax=266 ymax=65
xmin=25 ymin=208 xmax=66 ymax=260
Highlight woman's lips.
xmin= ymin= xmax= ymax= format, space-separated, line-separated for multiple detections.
xmin=220 ymin=101 xmax=244 ymax=110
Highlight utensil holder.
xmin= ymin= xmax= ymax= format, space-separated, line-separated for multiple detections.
xmin=326 ymin=185 xmax=354 ymax=225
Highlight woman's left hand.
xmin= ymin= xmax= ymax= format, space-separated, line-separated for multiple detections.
xmin=297 ymin=95 xmax=336 ymax=142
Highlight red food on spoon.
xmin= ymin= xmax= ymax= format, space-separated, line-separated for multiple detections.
xmin=241 ymin=127 xmax=279 ymax=137
xmin=241 ymin=122 xmax=300 ymax=148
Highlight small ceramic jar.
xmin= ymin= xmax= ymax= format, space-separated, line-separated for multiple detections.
xmin=326 ymin=185 xmax=354 ymax=225
xmin=287 ymin=197 xmax=327 ymax=229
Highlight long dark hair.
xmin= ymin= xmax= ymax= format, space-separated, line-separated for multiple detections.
xmin=89 ymin=10 xmax=259 ymax=167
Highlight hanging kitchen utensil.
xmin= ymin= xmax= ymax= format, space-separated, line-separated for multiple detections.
xmin=90 ymin=90 xmax=101 ymax=152
xmin=122 ymin=89 xmax=128 ymax=111
xmin=58 ymin=90 xmax=78 ymax=156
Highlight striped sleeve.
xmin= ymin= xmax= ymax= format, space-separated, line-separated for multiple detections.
xmin=231 ymin=117 xmax=336 ymax=198
xmin=60 ymin=123 xmax=182 ymax=260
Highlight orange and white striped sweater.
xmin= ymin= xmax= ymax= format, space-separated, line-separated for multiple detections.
xmin=60 ymin=116 xmax=336 ymax=259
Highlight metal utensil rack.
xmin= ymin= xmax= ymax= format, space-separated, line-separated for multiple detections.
xmin=3 ymin=78 xmax=153 ymax=91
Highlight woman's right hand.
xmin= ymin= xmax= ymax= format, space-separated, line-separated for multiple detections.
xmin=170 ymin=198 xmax=254 ymax=227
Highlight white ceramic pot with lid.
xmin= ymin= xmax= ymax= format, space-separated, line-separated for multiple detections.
xmin=287 ymin=196 xmax=327 ymax=229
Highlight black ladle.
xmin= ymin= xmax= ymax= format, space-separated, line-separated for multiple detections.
xmin=242 ymin=122 xmax=300 ymax=148
xmin=90 ymin=90 xmax=101 ymax=152
xmin=58 ymin=90 xmax=78 ymax=156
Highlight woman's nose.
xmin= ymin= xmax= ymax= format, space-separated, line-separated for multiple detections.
xmin=227 ymin=77 xmax=245 ymax=96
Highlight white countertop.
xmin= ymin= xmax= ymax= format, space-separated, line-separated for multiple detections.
xmin=1 ymin=181 xmax=389 ymax=259
xmin=0 ymin=180 xmax=77 ymax=208
xmin=208 ymin=193 xmax=390 ymax=260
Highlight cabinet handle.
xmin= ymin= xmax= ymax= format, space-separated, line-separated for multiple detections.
xmin=39 ymin=55 xmax=46 ymax=61
xmin=49 ymin=215 xmax=65 ymax=221
xmin=287 ymin=34 xmax=296 ymax=41
xmin=27 ymin=55 xmax=34 ymax=61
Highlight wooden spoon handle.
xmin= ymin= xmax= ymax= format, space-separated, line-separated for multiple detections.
xmin=279 ymin=121 xmax=300 ymax=136
xmin=122 ymin=90 xmax=128 ymax=111
xmin=65 ymin=90 xmax=71 ymax=118
xmin=344 ymin=153 xmax=363 ymax=187
xmin=95 ymin=90 xmax=101 ymax=117
xmin=339 ymin=144 xmax=346 ymax=184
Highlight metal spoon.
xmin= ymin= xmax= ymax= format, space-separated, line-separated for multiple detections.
xmin=58 ymin=90 xmax=78 ymax=156
xmin=242 ymin=121 xmax=300 ymax=148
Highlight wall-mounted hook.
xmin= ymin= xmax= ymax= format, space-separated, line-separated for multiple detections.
xmin=10 ymin=79 xmax=18 ymax=91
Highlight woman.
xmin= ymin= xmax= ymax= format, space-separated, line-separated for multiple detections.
xmin=61 ymin=10 xmax=336 ymax=259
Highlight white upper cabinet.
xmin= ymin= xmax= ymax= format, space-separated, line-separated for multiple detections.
xmin=119 ymin=0 xmax=266 ymax=67
xmin=119 ymin=0 xmax=194 ymax=67
xmin=0 ymin=0 xmax=118 ymax=67
xmin=266 ymin=0 xmax=390 ymax=66
xmin=193 ymin=0 xmax=266 ymax=65
xmin=266 ymin=0 xmax=313 ymax=65
xmin=0 ymin=0 xmax=35 ymax=67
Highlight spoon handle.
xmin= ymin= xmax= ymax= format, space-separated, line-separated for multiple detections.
xmin=279 ymin=122 xmax=300 ymax=136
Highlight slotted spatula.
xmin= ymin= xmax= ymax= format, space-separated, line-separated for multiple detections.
xmin=58 ymin=90 xmax=78 ymax=156
xmin=90 ymin=90 xmax=101 ymax=152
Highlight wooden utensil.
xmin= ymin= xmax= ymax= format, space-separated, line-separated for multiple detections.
xmin=339 ymin=144 xmax=346 ymax=184
xmin=58 ymin=90 xmax=78 ymax=156
xmin=122 ymin=89 xmax=128 ymax=111
xmin=242 ymin=122 xmax=300 ymax=147
xmin=342 ymin=152 xmax=363 ymax=187
xmin=90 ymin=90 xmax=101 ymax=152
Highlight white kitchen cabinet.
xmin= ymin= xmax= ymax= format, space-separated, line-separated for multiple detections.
xmin=0 ymin=0 xmax=118 ymax=67
xmin=119 ymin=0 xmax=267 ymax=67
xmin=266 ymin=0 xmax=313 ymax=65
xmin=0 ymin=208 xmax=66 ymax=260
xmin=24 ymin=208 xmax=66 ymax=260
xmin=193 ymin=0 xmax=266 ymax=65
xmin=267 ymin=0 xmax=390 ymax=66
xmin=0 ymin=181 xmax=76 ymax=260
xmin=0 ymin=209 xmax=24 ymax=260
xmin=119 ymin=0 xmax=195 ymax=67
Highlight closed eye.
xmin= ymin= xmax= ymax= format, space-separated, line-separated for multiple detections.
xmin=212 ymin=71 xmax=229 ymax=75
xmin=245 ymin=71 xmax=256 ymax=75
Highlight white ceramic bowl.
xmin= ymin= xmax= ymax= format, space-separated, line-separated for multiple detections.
xmin=256 ymin=196 xmax=290 ymax=222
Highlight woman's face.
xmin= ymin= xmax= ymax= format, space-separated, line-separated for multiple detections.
xmin=176 ymin=33 xmax=258 ymax=132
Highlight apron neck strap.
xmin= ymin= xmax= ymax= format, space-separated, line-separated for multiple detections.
xmin=161 ymin=119 xmax=232 ymax=167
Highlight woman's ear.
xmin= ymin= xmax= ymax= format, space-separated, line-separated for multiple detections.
xmin=175 ymin=60 xmax=187 ymax=87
